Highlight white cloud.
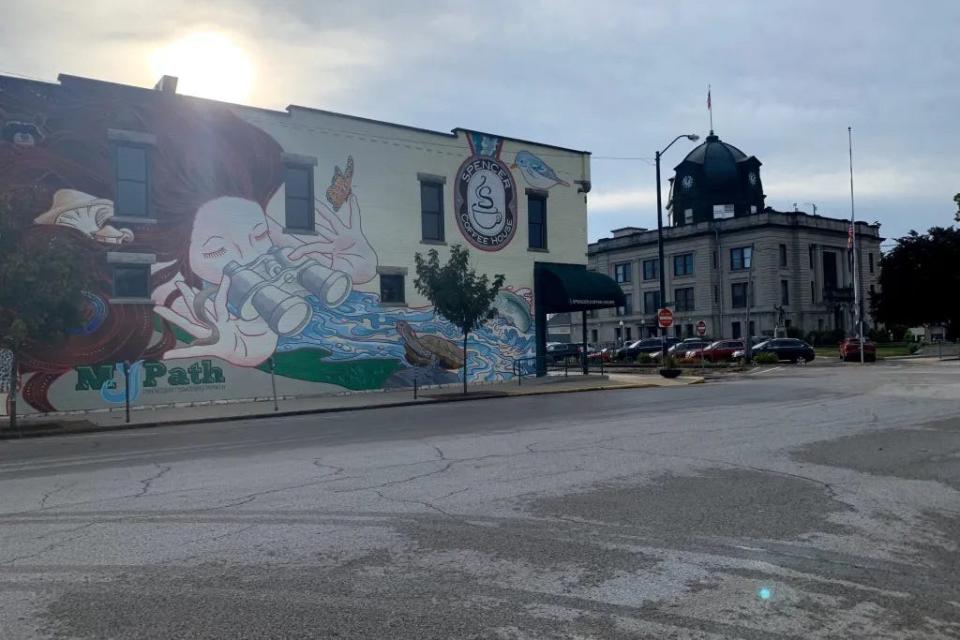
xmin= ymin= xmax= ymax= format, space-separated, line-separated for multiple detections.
xmin=589 ymin=188 xmax=657 ymax=212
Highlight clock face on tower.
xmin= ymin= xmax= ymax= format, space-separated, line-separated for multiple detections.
xmin=681 ymin=175 xmax=694 ymax=190
xmin=748 ymin=172 xmax=759 ymax=187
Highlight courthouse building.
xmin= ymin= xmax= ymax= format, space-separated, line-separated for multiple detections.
xmin=587 ymin=132 xmax=883 ymax=345
xmin=0 ymin=72 xmax=621 ymax=414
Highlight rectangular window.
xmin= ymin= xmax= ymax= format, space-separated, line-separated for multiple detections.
xmin=284 ymin=164 xmax=314 ymax=231
xmin=713 ymin=285 xmax=719 ymax=304
xmin=642 ymin=259 xmax=659 ymax=280
xmin=781 ymin=279 xmax=790 ymax=305
xmin=809 ymin=244 xmax=815 ymax=269
xmin=379 ymin=273 xmax=405 ymax=304
xmin=811 ymin=281 xmax=816 ymax=303
xmin=730 ymin=246 xmax=753 ymax=271
xmin=713 ymin=204 xmax=735 ymax=220
xmin=673 ymin=253 xmax=694 ymax=276
xmin=674 ymin=325 xmax=683 ymax=338
xmin=779 ymin=244 xmax=788 ymax=268
xmin=674 ymin=287 xmax=695 ymax=312
xmin=823 ymin=251 xmax=838 ymax=290
xmin=590 ymin=329 xmax=598 ymax=343
xmin=527 ymin=192 xmax=547 ymax=249
xmin=114 ymin=144 xmax=149 ymax=217
xmin=614 ymin=262 xmax=631 ymax=283
xmin=868 ymin=252 xmax=874 ymax=274
xmin=420 ymin=180 xmax=445 ymax=242
xmin=615 ymin=327 xmax=622 ymax=342
xmin=712 ymin=250 xmax=718 ymax=269
xmin=731 ymin=321 xmax=742 ymax=339
xmin=685 ymin=323 xmax=694 ymax=338
xmin=112 ymin=264 xmax=150 ymax=298
xmin=731 ymin=282 xmax=748 ymax=308
xmin=749 ymin=320 xmax=755 ymax=337
xmin=644 ymin=290 xmax=661 ymax=313
xmin=625 ymin=327 xmax=632 ymax=341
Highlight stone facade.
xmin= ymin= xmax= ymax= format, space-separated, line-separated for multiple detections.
xmin=588 ymin=212 xmax=883 ymax=344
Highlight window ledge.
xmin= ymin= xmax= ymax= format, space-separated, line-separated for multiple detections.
xmin=527 ymin=247 xmax=549 ymax=253
xmin=420 ymin=239 xmax=447 ymax=246
xmin=109 ymin=297 xmax=155 ymax=306
xmin=283 ymin=227 xmax=318 ymax=236
xmin=112 ymin=216 xmax=158 ymax=225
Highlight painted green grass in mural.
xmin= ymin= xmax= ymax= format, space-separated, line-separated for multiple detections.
xmin=153 ymin=317 xmax=401 ymax=390
xmin=258 ymin=348 xmax=403 ymax=391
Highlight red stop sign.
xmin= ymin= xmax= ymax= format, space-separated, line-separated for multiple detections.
xmin=657 ymin=308 xmax=674 ymax=328
xmin=696 ymin=320 xmax=707 ymax=336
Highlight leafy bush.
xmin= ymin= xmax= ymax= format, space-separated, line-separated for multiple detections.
xmin=785 ymin=326 xmax=805 ymax=339
xmin=753 ymin=352 xmax=780 ymax=364
xmin=867 ymin=328 xmax=891 ymax=343
xmin=805 ymin=329 xmax=846 ymax=346
xmin=909 ymin=343 xmax=920 ymax=354
xmin=662 ymin=355 xmax=679 ymax=369
xmin=636 ymin=353 xmax=653 ymax=364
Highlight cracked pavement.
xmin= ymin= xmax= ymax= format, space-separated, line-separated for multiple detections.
xmin=1 ymin=362 xmax=959 ymax=638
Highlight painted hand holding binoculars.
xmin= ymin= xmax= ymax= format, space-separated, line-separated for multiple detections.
xmin=152 ymin=191 xmax=376 ymax=366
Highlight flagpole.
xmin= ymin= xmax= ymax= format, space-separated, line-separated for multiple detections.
xmin=708 ymin=85 xmax=713 ymax=133
xmin=848 ymin=126 xmax=864 ymax=364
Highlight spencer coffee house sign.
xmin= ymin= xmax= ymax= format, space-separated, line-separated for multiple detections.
xmin=454 ymin=133 xmax=518 ymax=251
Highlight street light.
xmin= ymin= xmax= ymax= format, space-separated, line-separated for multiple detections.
xmin=655 ymin=134 xmax=700 ymax=361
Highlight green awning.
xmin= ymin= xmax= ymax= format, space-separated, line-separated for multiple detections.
xmin=534 ymin=262 xmax=626 ymax=313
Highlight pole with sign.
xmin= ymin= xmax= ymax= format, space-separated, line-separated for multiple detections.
xmin=696 ymin=320 xmax=707 ymax=371
xmin=657 ymin=308 xmax=674 ymax=362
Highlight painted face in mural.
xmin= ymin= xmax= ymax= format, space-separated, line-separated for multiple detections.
xmin=189 ymin=197 xmax=274 ymax=284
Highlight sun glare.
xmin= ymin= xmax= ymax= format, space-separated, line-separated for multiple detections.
xmin=150 ymin=32 xmax=254 ymax=104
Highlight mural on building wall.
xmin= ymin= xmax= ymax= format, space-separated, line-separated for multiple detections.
xmin=512 ymin=150 xmax=570 ymax=190
xmin=454 ymin=133 xmax=517 ymax=251
xmin=0 ymin=80 xmax=534 ymax=413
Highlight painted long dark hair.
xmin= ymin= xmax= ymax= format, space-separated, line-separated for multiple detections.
xmin=0 ymin=76 xmax=284 ymax=411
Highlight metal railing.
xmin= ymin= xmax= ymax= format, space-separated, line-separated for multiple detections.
xmin=511 ymin=354 xmax=604 ymax=386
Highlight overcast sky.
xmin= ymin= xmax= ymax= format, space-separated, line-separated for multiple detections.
xmin=2 ymin=0 xmax=957 ymax=246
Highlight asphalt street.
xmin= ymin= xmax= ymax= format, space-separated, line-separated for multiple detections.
xmin=1 ymin=361 xmax=959 ymax=639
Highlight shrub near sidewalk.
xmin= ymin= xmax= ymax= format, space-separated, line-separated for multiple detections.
xmin=752 ymin=352 xmax=780 ymax=365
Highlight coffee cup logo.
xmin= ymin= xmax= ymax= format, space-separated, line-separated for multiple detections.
xmin=454 ymin=134 xmax=517 ymax=251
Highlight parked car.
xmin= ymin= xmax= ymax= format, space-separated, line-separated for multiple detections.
xmin=546 ymin=342 xmax=581 ymax=363
xmin=839 ymin=338 xmax=877 ymax=362
xmin=733 ymin=338 xmax=815 ymax=363
xmin=689 ymin=339 xmax=745 ymax=362
xmin=587 ymin=346 xmax=614 ymax=363
xmin=652 ymin=340 xmax=711 ymax=362
xmin=616 ymin=337 xmax=681 ymax=360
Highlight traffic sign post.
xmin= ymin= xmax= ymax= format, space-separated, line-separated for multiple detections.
xmin=657 ymin=308 xmax=674 ymax=329
xmin=696 ymin=321 xmax=707 ymax=371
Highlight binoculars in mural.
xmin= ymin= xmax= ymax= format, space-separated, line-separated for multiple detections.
xmin=223 ymin=247 xmax=352 ymax=336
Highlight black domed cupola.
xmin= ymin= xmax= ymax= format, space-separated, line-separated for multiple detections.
xmin=670 ymin=131 xmax=764 ymax=225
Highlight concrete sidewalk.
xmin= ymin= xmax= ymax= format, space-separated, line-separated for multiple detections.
xmin=4 ymin=372 xmax=702 ymax=438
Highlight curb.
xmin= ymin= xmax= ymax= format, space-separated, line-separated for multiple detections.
xmin=0 ymin=380 xmax=686 ymax=440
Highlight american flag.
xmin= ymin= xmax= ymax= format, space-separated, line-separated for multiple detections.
xmin=848 ymin=223 xmax=854 ymax=249
xmin=707 ymin=88 xmax=711 ymax=110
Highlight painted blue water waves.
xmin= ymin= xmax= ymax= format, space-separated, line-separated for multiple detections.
xmin=277 ymin=291 xmax=534 ymax=382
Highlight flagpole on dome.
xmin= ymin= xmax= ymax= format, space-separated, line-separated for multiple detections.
xmin=707 ymin=85 xmax=714 ymax=135
xmin=848 ymin=125 xmax=864 ymax=363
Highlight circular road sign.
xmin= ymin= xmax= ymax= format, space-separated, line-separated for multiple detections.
xmin=657 ymin=308 xmax=674 ymax=329
xmin=696 ymin=320 xmax=707 ymax=336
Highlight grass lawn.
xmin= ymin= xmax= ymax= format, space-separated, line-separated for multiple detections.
xmin=814 ymin=342 xmax=915 ymax=360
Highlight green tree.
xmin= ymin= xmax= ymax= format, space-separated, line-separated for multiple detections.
xmin=414 ymin=244 xmax=504 ymax=394
xmin=872 ymin=226 xmax=960 ymax=338
xmin=0 ymin=196 xmax=94 ymax=422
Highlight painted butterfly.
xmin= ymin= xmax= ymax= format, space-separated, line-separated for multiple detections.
xmin=325 ymin=155 xmax=354 ymax=211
